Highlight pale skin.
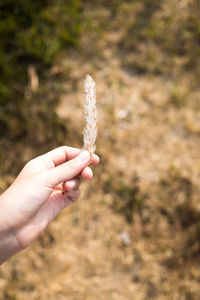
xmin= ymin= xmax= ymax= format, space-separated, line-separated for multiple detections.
xmin=0 ymin=146 xmax=100 ymax=264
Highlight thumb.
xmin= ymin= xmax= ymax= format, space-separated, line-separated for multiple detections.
xmin=45 ymin=151 xmax=90 ymax=187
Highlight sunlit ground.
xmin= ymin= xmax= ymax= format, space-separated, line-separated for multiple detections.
xmin=1 ymin=1 xmax=200 ymax=299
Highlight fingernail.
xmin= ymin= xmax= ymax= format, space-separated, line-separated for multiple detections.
xmin=94 ymin=154 xmax=100 ymax=162
xmin=78 ymin=151 xmax=90 ymax=162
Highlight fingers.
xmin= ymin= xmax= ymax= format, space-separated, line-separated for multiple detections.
xmin=26 ymin=187 xmax=81 ymax=238
xmin=34 ymin=146 xmax=100 ymax=169
xmin=45 ymin=151 xmax=90 ymax=187
xmin=90 ymin=153 xmax=100 ymax=165
xmin=80 ymin=153 xmax=100 ymax=179
xmin=63 ymin=177 xmax=81 ymax=191
xmin=65 ymin=188 xmax=80 ymax=204
xmin=35 ymin=146 xmax=82 ymax=168
xmin=81 ymin=166 xmax=93 ymax=179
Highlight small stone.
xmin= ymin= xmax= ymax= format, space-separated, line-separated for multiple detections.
xmin=119 ymin=231 xmax=131 ymax=246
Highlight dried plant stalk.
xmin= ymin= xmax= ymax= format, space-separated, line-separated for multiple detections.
xmin=83 ymin=74 xmax=97 ymax=153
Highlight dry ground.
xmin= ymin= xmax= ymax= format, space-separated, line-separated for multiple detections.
xmin=1 ymin=1 xmax=200 ymax=299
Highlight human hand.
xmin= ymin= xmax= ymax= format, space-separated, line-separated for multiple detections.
xmin=0 ymin=146 xmax=99 ymax=264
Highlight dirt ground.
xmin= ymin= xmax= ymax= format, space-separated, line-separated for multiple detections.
xmin=0 ymin=1 xmax=200 ymax=299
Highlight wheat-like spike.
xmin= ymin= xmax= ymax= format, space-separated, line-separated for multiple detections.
xmin=83 ymin=74 xmax=97 ymax=153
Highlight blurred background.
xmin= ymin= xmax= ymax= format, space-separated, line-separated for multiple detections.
xmin=0 ymin=0 xmax=200 ymax=299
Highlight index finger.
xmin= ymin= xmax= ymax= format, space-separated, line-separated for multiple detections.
xmin=34 ymin=146 xmax=99 ymax=168
xmin=39 ymin=146 xmax=81 ymax=167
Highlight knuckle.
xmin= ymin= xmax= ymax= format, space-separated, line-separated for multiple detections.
xmin=65 ymin=178 xmax=80 ymax=191
xmin=71 ymin=194 xmax=79 ymax=203
xmin=68 ymin=188 xmax=80 ymax=200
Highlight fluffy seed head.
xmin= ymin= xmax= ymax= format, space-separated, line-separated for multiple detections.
xmin=83 ymin=75 xmax=97 ymax=153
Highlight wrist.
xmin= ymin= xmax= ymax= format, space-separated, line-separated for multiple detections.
xmin=0 ymin=193 xmax=22 ymax=264
xmin=0 ymin=229 xmax=21 ymax=264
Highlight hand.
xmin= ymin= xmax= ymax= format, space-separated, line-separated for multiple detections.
xmin=0 ymin=146 xmax=99 ymax=264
